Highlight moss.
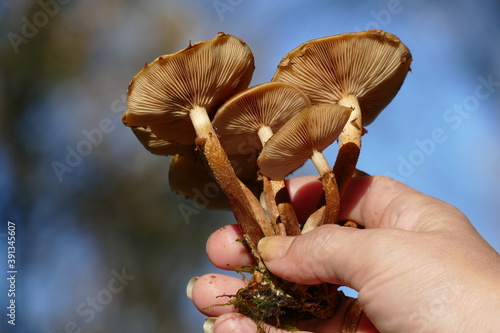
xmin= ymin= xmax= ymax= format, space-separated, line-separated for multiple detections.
xmin=206 ymin=264 xmax=344 ymax=330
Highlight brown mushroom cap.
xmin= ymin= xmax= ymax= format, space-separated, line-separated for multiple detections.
xmin=258 ymin=104 xmax=352 ymax=180
xmin=272 ymin=29 xmax=412 ymax=125
xmin=212 ymin=82 xmax=311 ymax=154
xmin=131 ymin=126 xmax=195 ymax=156
xmin=124 ymin=32 xmax=255 ymax=145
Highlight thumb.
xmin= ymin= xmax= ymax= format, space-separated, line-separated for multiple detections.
xmin=258 ymin=224 xmax=390 ymax=290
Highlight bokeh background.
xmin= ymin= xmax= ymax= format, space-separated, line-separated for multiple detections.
xmin=1 ymin=1 xmax=499 ymax=332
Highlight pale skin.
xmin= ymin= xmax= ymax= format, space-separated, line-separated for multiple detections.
xmin=190 ymin=175 xmax=500 ymax=333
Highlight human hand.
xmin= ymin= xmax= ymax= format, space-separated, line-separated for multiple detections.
xmin=189 ymin=176 xmax=500 ymax=332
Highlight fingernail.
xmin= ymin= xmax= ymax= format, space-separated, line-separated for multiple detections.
xmin=203 ymin=317 xmax=216 ymax=333
xmin=186 ymin=276 xmax=199 ymax=300
xmin=258 ymin=236 xmax=295 ymax=262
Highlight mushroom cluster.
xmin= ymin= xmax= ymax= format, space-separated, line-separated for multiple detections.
xmin=123 ymin=30 xmax=412 ymax=328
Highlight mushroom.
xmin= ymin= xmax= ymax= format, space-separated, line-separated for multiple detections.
xmin=213 ymin=82 xmax=311 ymax=153
xmin=272 ymin=29 xmax=412 ymax=196
xmin=131 ymin=125 xmax=260 ymax=188
xmin=169 ymin=154 xmax=229 ymax=210
xmin=169 ymin=152 xmax=262 ymax=210
xmin=213 ymin=82 xmax=311 ymax=235
xmin=123 ymin=32 xmax=255 ymax=144
xmin=123 ymin=32 xmax=271 ymax=260
xmin=131 ymin=126 xmax=195 ymax=156
xmin=258 ymin=103 xmax=352 ymax=232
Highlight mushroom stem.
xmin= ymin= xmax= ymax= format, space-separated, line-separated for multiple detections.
xmin=259 ymin=125 xmax=300 ymax=236
xmin=262 ymin=176 xmax=300 ymax=236
xmin=334 ymin=95 xmax=363 ymax=198
xmin=190 ymin=106 xmax=218 ymax=138
xmin=302 ymin=150 xmax=340 ymax=233
xmin=310 ymin=150 xmax=331 ymax=175
xmin=189 ymin=106 xmax=273 ymax=260
xmin=257 ymin=125 xmax=274 ymax=146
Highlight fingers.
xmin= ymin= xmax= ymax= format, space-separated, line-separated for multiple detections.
xmin=257 ymin=220 xmax=478 ymax=293
xmin=190 ymin=273 xmax=247 ymax=317
xmin=204 ymin=176 xmax=429 ymax=288
xmin=190 ymin=274 xmax=342 ymax=332
xmin=285 ymin=176 xmax=323 ymax=224
xmin=190 ymin=273 xmax=324 ymax=332
xmin=211 ymin=313 xmax=306 ymax=333
xmin=257 ymin=225 xmax=367 ymax=287
xmin=339 ymin=175 xmax=422 ymax=229
xmin=208 ymin=297 xmax=378 ymax=333
xmin=206 ymin=224 xmax=254 ymax=269
xmin=211 ymin=312 xmax=327 ymax=333
xmin=339 ymin=176 xmax=471 ymax=232
xmin=205 ymin=176 xmax=468 ymax=289
xmin=285 ymin=175 xmax=427 ymax=229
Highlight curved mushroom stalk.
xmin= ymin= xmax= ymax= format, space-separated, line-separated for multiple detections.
xmin=123 ymin=32 xmax=269 ymax=261
xmin=272 ymin=29 xmax=412 ymax=197
xmin=199 ymin=132 xmax=274 ymax=244
xmin=213 ymin=82 xmax=311 ymax=236
xmin=258 ymin=104 xmax=352 ymax=231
